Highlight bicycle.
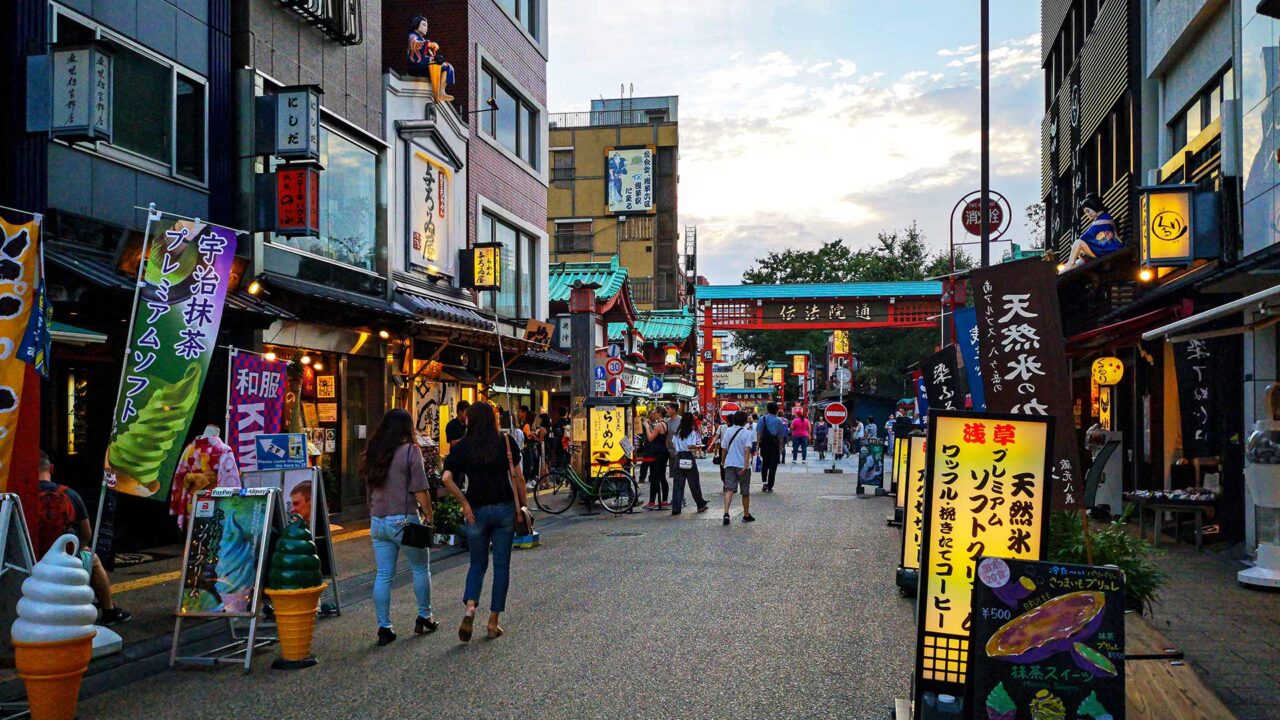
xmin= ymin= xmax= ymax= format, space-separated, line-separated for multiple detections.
xmin=530 ymin=445 xmax=639 ymax=515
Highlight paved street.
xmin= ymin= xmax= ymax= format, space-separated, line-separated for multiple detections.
xmin=75 ymin=459 xmax=914 ymax=720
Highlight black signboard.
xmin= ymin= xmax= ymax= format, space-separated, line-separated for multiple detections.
xmin=967 ymin=558 xmax=1125 ymax=720
xmin=1172 ymin=338 xmax=1220 ymax=459
xmin=971 ymin=259 xmax=1082 ymax=510
xmin=922 ymin=345 xmax=963 ymax=412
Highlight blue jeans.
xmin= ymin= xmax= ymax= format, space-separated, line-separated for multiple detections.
xmin=370 ymin=515 xmax=432 ymax=629
xmin=792 ymin=437 xmax=808 ymax=461
xmin=463 ymin=503 xmax=516 ymax=613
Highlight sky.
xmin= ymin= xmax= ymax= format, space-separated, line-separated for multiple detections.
xmin=547 ymin=1 xmax=1043 ymax=284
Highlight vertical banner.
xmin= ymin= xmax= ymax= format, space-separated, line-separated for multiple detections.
xmin=228 ymin=350 xmax=288 ymax=472
xmin=105 ymin=217 xmax=238 ymax=500
xmin=1172 ymin=338 xmax=1220 ymax=459
xmin=899 ymin=434 xmax=928 ymax=571
xmin=914 ymin=411 xmax=1052 ymax=716
xmin=953 ymin=306 xmax=985 ymax=411
xmin=0 ymin=212 xmax=41 ymax=488
xmin=971 ymin=259 xmax=1081 ymax=510
xmin=922 ymin=345 xmax=963 ymax=412
xmin=914 ymin=371 xmax=930 ymax=419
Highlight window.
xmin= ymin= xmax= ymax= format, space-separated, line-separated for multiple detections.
xmin=51 ymin=6 xmax=207 ymax=183
xmin=479 ymin=211 xmax=538 ymax=319
xmin=1168 ymin=68 xmax=1233 ymax=159
xmin=551 ymin=149 xmax=574 ymax=181
xmin=496 ymin=0 xmax=539 ymax=39
xmin=273 ymin=127 xmax=378 ymax=271
xmin=481 ymin=67 xmax=539 ymax=169
xmin=554 ymin=221 xmax=591 ymax=253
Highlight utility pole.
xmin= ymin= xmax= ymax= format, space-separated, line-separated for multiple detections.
xmin=980 ymin=0 xmax=991 ymax=267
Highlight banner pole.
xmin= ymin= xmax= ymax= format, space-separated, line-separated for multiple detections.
xmin=93 ymin=202 xmax=160 ymax=557
xmin=225 ymin=347 xmax=236 ymax=443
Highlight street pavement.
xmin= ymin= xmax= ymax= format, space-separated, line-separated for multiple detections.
xmin=76 ymin=457 xmax=916 ymax=720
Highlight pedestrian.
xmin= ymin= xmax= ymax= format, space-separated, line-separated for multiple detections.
xmin=440 ymin=401 xmax=528 ymax=642
xmin=813 ymin=418 xmax=830 ymax=461
xmin=864 ymin=416 xmax=879 ymax=440
xmin=790 ymin=410 xmax=811 ymax=463
xmin=757 ymin=402 xmax=787 ymax=493
xmin=446 ymin=399 xmax=470 ymax=448
xmin=643 ymin=408 xmax=671 ymax=510
xmin=665 ymin=402 xmax=685 ymax=506
xmin=361 ymin=408 xmax=435 ymax=646
xmin=551 ymin=406 xmax=570 ymax=469
xmin=669 ymin=412 xmax=710 ymax=515
xmin=36 ymin=452 xmax=131 ymax=625
xmin=719 ymin=410 xmax=756 ymax=525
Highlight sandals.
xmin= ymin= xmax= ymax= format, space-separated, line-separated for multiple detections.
xmin=486 ymin=625 xmax=505 ymax=640
xmin=459 ymin=612 xmax=475 ymax=642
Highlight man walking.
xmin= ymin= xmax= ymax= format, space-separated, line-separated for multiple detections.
xmin=719 ymin=411 xmax=756 ymax=525
xmin=757 ymin=402 xmax=787 ymax=493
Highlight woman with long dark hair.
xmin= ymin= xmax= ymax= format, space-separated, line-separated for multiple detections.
xmin=669 ymin=412 xmax=710 ymax=515
xmin=440 ymin=401 xmax=528 ymax=642
xmin=361 ymin=408 xmax=435 ymax=646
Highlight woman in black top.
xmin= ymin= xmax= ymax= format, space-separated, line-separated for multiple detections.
xmin=643 ymin=408 xmax=671 ymax=510
xmin=440 ymin=401 xmax=528 ymax=642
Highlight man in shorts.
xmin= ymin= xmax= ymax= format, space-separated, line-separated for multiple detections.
xmin=719 ymin=411 xmax=756 ymax=526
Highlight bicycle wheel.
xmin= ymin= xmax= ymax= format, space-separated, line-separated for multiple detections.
xmin=597 ymin=470 xmax=639 ymax=514
xmin=531 ymin=471 xmax=576 ymax=515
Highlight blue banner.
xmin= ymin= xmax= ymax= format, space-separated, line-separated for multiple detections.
xmin=953 ymin=306 xmax=986 ymax=411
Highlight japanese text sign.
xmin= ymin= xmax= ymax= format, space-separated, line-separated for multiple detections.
xmin=771 ymin=367 xmax=784 ymax=385
xmin=832 ymin=330 xmax=851 ymax=356
xmin=274 ymin=86 xmax=321 ymax=161
xmin=899 ymin=434 xmax=927 ymax=571
xmin=105 ymin=218 xmax=237 ymax=501
xmin=1173 ymin=338 xmax=1221 ymax=458
xmin=274 ymin=166 xmax=320 ymax=237
xmin=1139 ymin=185 xmax=1193 ymax=267
xmin=967 ymin=558 xmax=1125 ymax=720
xmin=469 ymin=243 xmax=501 ymax=290
xmin=953 ymin=306 xmax=986 ymax=411
xmin=410 ymin=149 xmax=453 ymax=272
xmin=0 ymin=212 xmax=41 ymax=488
xmin=922 ymin=345 xmax=963 ymax=412
xmin=1090 ymin=356 xmax=1123 ymax=387
xmin=914 ymin=411 xmax=1052 ymax=712
xmin=792 ymin=354 xmax=808 ymax=376
xmin=971 ymin=259 xmax=1080 ymax=510
xmin=588 ymin=404 xmax=628 ymax=471
xmin=762 ymin=300 xmax=888 ymax=328
xmin=228 ymin=350 xmax=288 ymax=472
xmin=605 ymin=146 xmax=655 ymax=214
xmin=50 ymin=45 xmax=113 ymax=142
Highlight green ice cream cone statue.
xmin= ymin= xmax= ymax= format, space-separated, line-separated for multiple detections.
xmin=265 ymin=516 xmax=326 ymax=669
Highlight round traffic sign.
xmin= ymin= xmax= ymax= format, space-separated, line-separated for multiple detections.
xmin=824 ymin=402 xmax=848 ymax=425
xmin=833 ymin=367 xmax=852 ymax=384
xmin=720 ymin=401 xmax=741 ymax=420
xmin=961 ymin=198 xmax=1004 ymax=237
xmin=605 ymin=357 xmax=625 ymax=377
xmin=593 ymin=365 xmax=607 ymax=381
xmin=647 ymin=376 xmax=664 ymax=393
xmin=606 ymin=377 xmax=625 ymax=396
xmin=607 ymin=344 xmax=622 ymax=358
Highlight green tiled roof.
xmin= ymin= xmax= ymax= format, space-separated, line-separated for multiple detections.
xmin=548 ymin=256 xmax=628 ymax=302
xmin=608 ymin=308 xmax=696 ymax=344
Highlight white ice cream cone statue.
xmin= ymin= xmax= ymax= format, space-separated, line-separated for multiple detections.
xmin=10 ymin=534 xmax=98 ymax=720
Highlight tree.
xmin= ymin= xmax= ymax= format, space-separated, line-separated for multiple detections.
xmin=732 ymin=223 xmax=973 ymax=399
xmin=1024 ymin=203 xmax=1046 ymax=250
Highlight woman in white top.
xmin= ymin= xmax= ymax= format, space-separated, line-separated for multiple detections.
xmin=669 ymin=412 xmax=710 ymax=515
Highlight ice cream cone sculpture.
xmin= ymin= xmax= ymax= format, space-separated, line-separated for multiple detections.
xmin=10 ymin=534 xmax=98 ymax=720
xmin=266 ymin=516 xmax=325 ymax=669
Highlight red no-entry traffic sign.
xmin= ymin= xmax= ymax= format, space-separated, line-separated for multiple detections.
xmin=824 ymin=402 xmax=848 ymax=425
xmin=720 ymin=401 xmax=741 ymax=420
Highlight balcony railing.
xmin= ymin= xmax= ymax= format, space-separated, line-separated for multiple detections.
xmin=548 ymin=110 xmax=668 ymax=128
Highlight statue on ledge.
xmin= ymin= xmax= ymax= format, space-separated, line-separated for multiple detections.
xmin=408 ymin=15 xmax=455 ymax=104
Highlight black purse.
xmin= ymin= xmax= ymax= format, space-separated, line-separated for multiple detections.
xmin=399 ymin=445 xmax=434 ymax=549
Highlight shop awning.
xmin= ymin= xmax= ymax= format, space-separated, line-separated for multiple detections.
xmin=262 ymin=273 xmax=417 ymax=321
xmin=394 ymin=288 xmax=493 ymax=331
xmin=1065 ymin=303 xmax=1189 ymax=357
xmin=1142 ymin=284 xmax=1280 ymax=343
xmin=50 ymin=321 xmax=107 ymax=346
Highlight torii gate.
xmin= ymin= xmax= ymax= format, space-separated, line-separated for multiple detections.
xmin=694 ymin=282 xmax=943 ymax=409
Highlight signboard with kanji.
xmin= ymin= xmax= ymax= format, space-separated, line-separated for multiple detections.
xmin=899 ymin=435 xmax=927 ymax=572
xmin=791 ymin=354 xmax=808 ymax=376
xmin=275 ymin=86 xmax=321 ymax=161
xmin=765 ymin=300 xmax=891 ymax=327
xmin=832 ymin=330 xmax=850 ymax=355
xmin=409 ymin=149 xmax=453 ymax=272
xmin=51 ymin=45 xmax=113 ymax=142
xmin=922 ymin=345 xmax=962 ymax=412
xmin=913 ymin=411 xmax=1052 ymax=716
xmin=588 ymin=404 xmax=628 ymax=471
xmin=967 ymin=558 xmax=1126 ymax=720
xmin=274 ymin=166 xmax=321 ymax=237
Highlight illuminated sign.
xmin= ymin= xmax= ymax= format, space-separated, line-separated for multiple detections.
xmin=712 ymin=337 xmax=723 ymax=362
xmin=832 ymin=330 xmax=850 ymax=355
xmin=462 ymin=242 xmax=501 ymax=290
xmin=274 ymin=166 xmax=321 ymax=237
xmin=899 ymin=435 xmax=927 ymax=571
xmin=892 ymin=431 xmax=910 ymax=504
xmin=663 ymin=346 xmax=679 ymax=366
xmin=409 ymin=149 xmax=453 ymax=272
xmin=588 ymin=404 xmax=628 ymax=473
xmin=1139 ymin=185 xmax=1194 ymax=267
xmin=792 ymin=354 xmax=808 ymax=376
xmin=771 ymin=367 xmax=784 ymax=385
xmin=1091 ymin=356 xmax=1123 ymax=386
xmin=914 ymin=412 xmax=1052 ymax=708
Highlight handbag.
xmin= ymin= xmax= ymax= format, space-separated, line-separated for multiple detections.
xmin=505 ymin=436 xmax=534 ymax=536
xmin=399 ymin=445 xmax=434 ymax=549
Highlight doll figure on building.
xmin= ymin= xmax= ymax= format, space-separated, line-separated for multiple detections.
xmin=408 ymin=15 xmax=455 ymax=103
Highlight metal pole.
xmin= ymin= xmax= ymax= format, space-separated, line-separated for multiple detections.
xmin=980 ymin=0 xmax=991 ymax=268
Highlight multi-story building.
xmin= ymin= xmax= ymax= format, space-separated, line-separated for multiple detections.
xmin=546 ymin=95 xmax=684 ymax=310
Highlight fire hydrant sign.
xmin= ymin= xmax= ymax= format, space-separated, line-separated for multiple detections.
xmin=913 ymin=411 xmax=1052 ymax=715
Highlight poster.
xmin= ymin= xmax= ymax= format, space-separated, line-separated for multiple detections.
xmin=244 ymin=468 xmax=317 ymax=536
xmin=922 ymin=345 xmax=963 ymax=412
xmin=971 ymin=259 xmax=1080 ymax=510
xmin=318 ymin=403 xmax=338 ymax=423
xmin=588 ymin=404 xmax=628 ymax=471
xmin=900 ymin=434 xmax=927 ymax=571
xmin=228 ymin=350 xmax=288 ymax=473
xmin=954 ymin=307 xmax=986 ymax=411
xmin=253 ymin=433 xmax=308 ymax=471
xmin=324 ymin=429 xmax=336 ymax=453
xmin=0 ymin=213 xmax=40 ymax=488
xmin=1172 ymin=338 xmax=1221 ymax=459
xmin=858 ymin=437 xmax=884 ymax=489
xmin=914 ymin=412 xmax=1052 ymax=714
xmin=968 ymin=558 xmax=1125 ymax=720
xmin=409 ymin=149 xmax=452 ymax=272
xmin=316 ymin=375 xmax=336 ymax=399
xmin=302 ymin=402 xmax=319 ymax=428
xmin=177 ymin=488 xmax=275 ymax=617
xmin=105 ymin=217 xmax=237 ymax=500
xmin=605 ymin=146 xmax=655 ymax=214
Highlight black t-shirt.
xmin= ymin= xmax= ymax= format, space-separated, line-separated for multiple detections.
xmin=445 ymin=418 xmax=466 ymax=444
xmin=444 ymin=434 xmax=520 ymax=508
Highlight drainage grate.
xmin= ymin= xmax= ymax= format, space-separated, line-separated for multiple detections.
xmin=604 ymin=532 xmax=645 ymax=537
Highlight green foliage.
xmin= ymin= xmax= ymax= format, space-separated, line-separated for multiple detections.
xmin=1046 ymin=510 xmax=1166 ymax=613
xmin=433 ymin=495 xmax=464 ymax=535
xmin=733 ymin=223 xmax=973 ymax=397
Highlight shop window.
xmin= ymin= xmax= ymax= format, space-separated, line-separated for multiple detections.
xmin=50 ymin=5 xmax=207 ymax=184
xmin=481 ymin=66 xmax=539 ymax=170
xmin=479 ymin=211 xmax=538 ymax=319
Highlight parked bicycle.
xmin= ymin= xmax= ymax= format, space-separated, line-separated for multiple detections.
xmin=530 ymin=445 xmax=639 ymax=515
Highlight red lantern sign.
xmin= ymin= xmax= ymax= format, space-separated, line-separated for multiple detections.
xmin=275 ymin=166 xmax=320 ymax=237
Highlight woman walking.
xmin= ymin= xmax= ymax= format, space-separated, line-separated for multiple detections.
xmin=669 ymin=412 xmax=710 ymax=515
xmin=790 ymin=410 xmax=811 ymax=463
xmin=813 ymin=417 xmax=830 ymax=461
xmin=643 ymin=408 xmax=671 ymax=510
xmin=362 ymin=408 xmax=436 ymax=646
xmin=440 ymin=401 xmax=528 ymax=642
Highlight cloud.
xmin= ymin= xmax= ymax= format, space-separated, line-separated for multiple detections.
xmin=807 ymin=61 xmax=833 ymax=74
xmin=937 ymin=44 xmax=977 ymax=57
xmin=833 ymin=59 xmax=858 ymax=78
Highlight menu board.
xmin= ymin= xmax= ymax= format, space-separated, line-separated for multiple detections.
xmin=858 ymin=437 xmax=885 ymax=489
xmin=177 ymin=488 xmax=278 ymax=617
xmin=968 ymin=558 xmax=1125 ymax=720
xmin=899 ymin=435 xmax=928 ymax=571
xmin=914 ymin=411 xmax=1053 ymax=714
xmin=588 ymin=404 xmax=628 ymax=471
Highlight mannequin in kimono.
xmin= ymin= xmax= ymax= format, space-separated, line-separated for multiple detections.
xmin=407 ymin=15 xmax=455 ymax=103
xmin=170 ymin=424 xmax=242 ymax=529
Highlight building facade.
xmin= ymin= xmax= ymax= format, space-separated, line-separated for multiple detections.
xmin=547 ymin=96 xmax=685 ymax=310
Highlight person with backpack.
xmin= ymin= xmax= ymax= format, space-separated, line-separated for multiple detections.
xmin=757 ymin=402 xmax=787 ymax=493
xmin=719 ymin=411 xmax=757 ymax=525
xmin=37 ymin=452 xmax=131 ymax=625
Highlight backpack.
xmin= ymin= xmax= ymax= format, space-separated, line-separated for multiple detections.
xmin=36 ymin=485 xmax=78 ymax=557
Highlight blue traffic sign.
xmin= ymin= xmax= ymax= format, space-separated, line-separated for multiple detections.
xmin=594 ymin=365 xmax=607 ymax=381
xmin=606 ymin=377 xmax=625 ymax=396
xmin=607 ymin=344 xmax=622 ymax=358
xmin=647 ymin=376 xmax=664 ymax=393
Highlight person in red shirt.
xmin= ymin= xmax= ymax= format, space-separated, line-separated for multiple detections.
xmin=789 ymin=411 xmax=811 ymax=463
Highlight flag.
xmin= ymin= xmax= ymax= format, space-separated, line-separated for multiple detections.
xmin=0 ymin=211 xmax=41 ymax=489
xmin=227 ymin=349 xmax=288 ymax=472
